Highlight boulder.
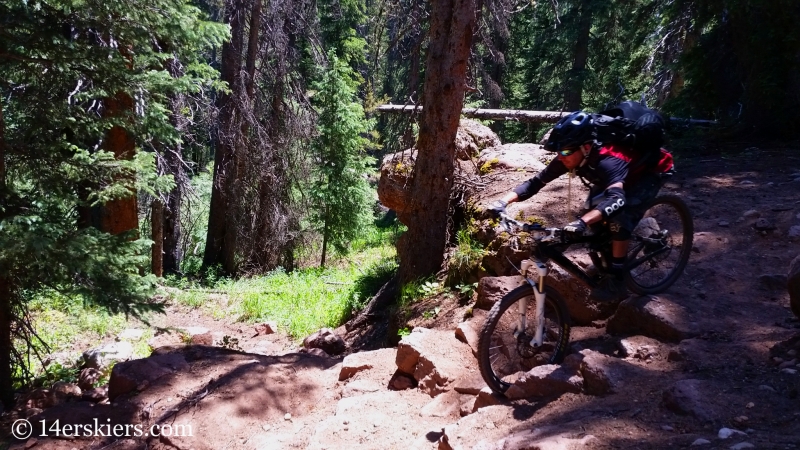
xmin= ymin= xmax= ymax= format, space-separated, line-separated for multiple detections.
xmin=452 ymin=370 xmax=487 ymax=395
xmin=395 ymin=327 xmax=474 ymax=396
xmin=341 ymin=379 xmax=382 ymax=398
xmin=504 ymin=364 xmax=583 ymax=399
xmin=254 ymin=321 xmax=277 ymax=336
xmin=790 ymin=254 xmax=800 ymax=318
xmin=117 ymin=328 xmax=145 ymax=341
xmin=377 ymin=149 xmax=415 ymax=220
xmin=83 ymin=341 xmax=134 ymax=370
xmin=420 ymin=389 xmax=468 ymax=419
xmin=573 ymin=349 xmax=646 ymax=396
xmin=303 ymin=328 xmax=346 ymax=355
xmin=454 ymin=310 xmax=485 ymax=356
xmin=546 ymin=265 xmax=618 ymax=325
xmin=607 ymin=295 xmax=700 ymax=343
xmin=476 ymin=143 xmax=547 ymax=174
xmin=475 ymin=276 xmax=523 ymax=310
xmin=338 ymin=348 xmax=395 ymax=381
xmin=108 ymin=352 xmax=189 ymax=400
xmin=662 ymin=379 xmax=716 ymax=422
xmin=454 ymin=119 xmax=502 ymax=160
xmin=472 ymin=386 xmax=504 ymax=412
xmin=77 ymin=367 xmax=101 ymax=390
xmin=618 ymin=335 xmax=664 ymax=360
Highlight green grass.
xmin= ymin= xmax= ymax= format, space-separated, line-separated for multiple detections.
xmin=224 ymin=233 xmax=398 ymax=339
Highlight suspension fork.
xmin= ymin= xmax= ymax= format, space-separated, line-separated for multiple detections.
xmin=516 ymin=258 xmax=549 ymax=347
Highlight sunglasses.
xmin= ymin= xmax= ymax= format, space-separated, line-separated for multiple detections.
xmin=558 ymin=147 xmax=578 ymax=157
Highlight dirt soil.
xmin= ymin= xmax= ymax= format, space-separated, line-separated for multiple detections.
xmin=3 ymin=144 xmax=800 ymax=450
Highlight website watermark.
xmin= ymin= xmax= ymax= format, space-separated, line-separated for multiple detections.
xmin=12 ymin=418 xmax=193 ymax=440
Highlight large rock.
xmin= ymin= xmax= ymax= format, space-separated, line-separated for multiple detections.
xmin=607 ymin=295 xmax=700 ymax=342
xmin=454 ymin=309 xmax=486 ymax=356
xmin=83 ymin=341 xmax=134 ymax=370
xmin=475 ymin=276 xmax=523 ymax=310
xmin=108 ymin=352 xmax=189 ymax=400
xmin=476 ymin=143 xmax=547 ymax=173
xmin=504 ymin=363 xmax=583 ymax=399
xmin=338 ymin=348 xmax=395 ymax=381
xmin=662 ymin=379 xmax=716 ymax=422
xmin=572 ymin=349 xmax=647 ymax=396
xmin=303 ymin=328 xmax=346 ymax=355
xmin=790 ymin=254 xmax=800 ymax=318
xmin=546 ymin=265 xmax=618 ymax=325
xmin=439 ymin=406 xmax=598 ymax=450
xmin=455 ymin=119 xmax=501 ymax=160
xmin=395 ymin=327 xmax=475 ymax=396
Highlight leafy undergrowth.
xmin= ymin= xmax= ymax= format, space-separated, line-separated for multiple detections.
xmin=167 ymin=222 xmax=401 ymax=339
xmin=19 ymin=291 xmax=153 ymax=389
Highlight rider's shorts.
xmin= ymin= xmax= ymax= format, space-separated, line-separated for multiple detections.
xmin=609 ymin=173 xmax=662 ymax=240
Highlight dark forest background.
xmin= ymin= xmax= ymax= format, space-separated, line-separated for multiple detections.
xmin=1 ymin=0 xmax=799 ymax=406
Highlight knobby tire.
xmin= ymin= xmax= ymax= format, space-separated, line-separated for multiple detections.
xmin=477 ymin=284 xmax=570 ymax=395
xmin=625 ymin=194 xmax=694 ymax=295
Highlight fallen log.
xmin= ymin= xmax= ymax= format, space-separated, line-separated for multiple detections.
xmin=375 ymin=104 xmax=718 ymax=126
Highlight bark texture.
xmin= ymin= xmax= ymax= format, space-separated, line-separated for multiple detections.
xmin=151 ymin=198 xmax=164 ymax=277
xmin=397 ymin=0 xmax=476 ymax=284
xmin=100 ymin=92 xmax=139 ymax=235
xmin=204 ymin=0 xmax=246 ymax=274
xmin=564 ymin=1 xmax=592 ymax=111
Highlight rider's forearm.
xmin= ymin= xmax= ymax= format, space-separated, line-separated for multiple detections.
xmin=501 ymin=192 xmax=519 ymax=204
xmin=580 ymin=209 xmax=603 ymax=225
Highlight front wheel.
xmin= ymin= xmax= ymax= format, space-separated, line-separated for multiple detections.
xmin=477 ymin=284 xmax=571 ymax=395
xmin=625 ymin=194 xmax=694 ymax=295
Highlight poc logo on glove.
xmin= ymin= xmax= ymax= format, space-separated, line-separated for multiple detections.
xmin=604 ymin=199 xmax=625 ymax=216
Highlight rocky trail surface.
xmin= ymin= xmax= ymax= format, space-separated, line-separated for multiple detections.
xmin=4 ymin=137 xmax=800 ymax=450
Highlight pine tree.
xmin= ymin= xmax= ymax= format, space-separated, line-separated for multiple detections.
xmin=310 ymin=53 xmax=375 ymax=268
xmin=0 ymin=0 xmax=226 ymax=406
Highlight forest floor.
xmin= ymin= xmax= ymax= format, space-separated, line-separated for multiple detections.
xmin=3 ymin=143 xmax=800 ymax=450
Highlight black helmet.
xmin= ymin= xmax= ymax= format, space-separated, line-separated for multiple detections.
xmin=543 ymin=111 xmax=594 ymax=152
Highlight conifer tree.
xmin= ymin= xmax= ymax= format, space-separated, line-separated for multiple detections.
xmin=310 ymin=53 xmax=375 ymax=268
xmin=0 ymin=0 xmax=226 ymax=406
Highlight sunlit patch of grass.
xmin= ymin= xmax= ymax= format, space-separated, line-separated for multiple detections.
xmin=222 ymin=221 xmax=400 ymax=339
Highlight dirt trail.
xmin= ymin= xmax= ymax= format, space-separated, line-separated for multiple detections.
xmin=4 ymin=146 xmax=800 ymax=450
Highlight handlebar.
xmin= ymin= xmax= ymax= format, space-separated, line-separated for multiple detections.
xmin=497 ymin=213 xmax=563 ymax=243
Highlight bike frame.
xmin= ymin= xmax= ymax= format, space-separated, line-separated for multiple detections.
xmin=508 ymin=224 xmax=669 ymax=349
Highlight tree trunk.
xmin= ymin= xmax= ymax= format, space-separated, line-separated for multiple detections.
xmin=397 ymin=0 xmax=476 ymax=284
xmin=151 ymin=198 xmax=164 ymax=277
xmin=0 ymin=276 xmax=12 ymax=409
xmin=100 ymin=92 xmax=139 ymax=235
xmin=162 ymin=57 xmax=187 ymax=275
xmin=564 ymin=1 xmax=592 ymax=111
xmin=204 ymin=0 xmax=246 ymax=274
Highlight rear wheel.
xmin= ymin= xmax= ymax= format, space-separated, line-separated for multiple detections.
xmin=625 ymin=194 xmax=694 ymax=295
xmin=477 ymin=284 xmax=570 ymax=395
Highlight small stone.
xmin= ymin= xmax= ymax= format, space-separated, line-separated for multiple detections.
xmin=718 ymin=427 xmax=736 ymax=439
xmin=342 ymin=419 xmax=349 ymax=425
xmin=766 ymin=182 xmax=774 ymax=186
xmin=788 ymin=349 xmax=797 ymax=356
xmin=781 ymin=368 xmax=797 ymax=375
xmin=745 ymin=402 xmax=754 ymax=409
xmin=742 ymin=210 xmax=760 ymax=219
xmin=758 ymin=385 xmax=776 ymax=392
xmin=254 ymin=322 xmax=277 ymax=336
xmin=719 ymin=220 xmax=730 ymax=227
xmin=24 ymin=439 xmax=38 ymax=449
xmin=789 ymin=225 xmax=800 ymax=239
xmin=739 ymin=180 xmax=754 ymax=185
xmin=729 ymin=443 xmax=755 ymax=450
xmin=284 ymin=413 xmax=292 ymax=421
xmin=661 ymin=425 xmax=674 ymax=431
xmin=691 ymin=438 xmax=711 ymax=446
xmin=779 ymin=359 xmax=797 ymax=369
xmin=733 ymin=415 xmax=748 ymax=425
xmin=754 ymin=218 xmax=776 ymax=231
xmin=773 ymin=357 xmax=785 ymax=365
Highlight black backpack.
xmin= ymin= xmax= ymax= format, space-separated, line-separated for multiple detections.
xmin=593 ymin=101 xmax=665 ymax=168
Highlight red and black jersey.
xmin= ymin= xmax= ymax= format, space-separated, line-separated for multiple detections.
xmin=512 ymin=145 xmax=674 ymax=201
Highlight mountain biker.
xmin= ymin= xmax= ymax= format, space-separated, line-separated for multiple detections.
xmin=487 ymin=110 xmax=674 ymax=302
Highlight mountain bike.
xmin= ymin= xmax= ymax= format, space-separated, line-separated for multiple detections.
xmin=477 ymin=194 xmax=694 ymax=395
